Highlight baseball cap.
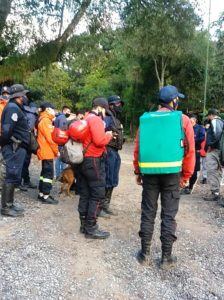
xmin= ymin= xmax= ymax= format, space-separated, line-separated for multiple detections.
xmin=207 ymin=108 xmax=219 ymax=116
xmin=92 ymin=97 xmax=109 ymax=110
xmin=159 ymin=85 xmax=185 ymax=103
xmin=10 ymin=84 xmax=29 ymax=99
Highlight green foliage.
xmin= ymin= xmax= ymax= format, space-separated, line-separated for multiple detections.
xmin=25 ymin=64 xmax=73 ymax=109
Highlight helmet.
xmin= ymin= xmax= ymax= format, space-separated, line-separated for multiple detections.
xmin=68 ymin=120 xmax=89 ymax=142
xmin=108 ymin=95 xmax=124 ymax=106
xmin=52 ymin=128 xmax=69 ymax=146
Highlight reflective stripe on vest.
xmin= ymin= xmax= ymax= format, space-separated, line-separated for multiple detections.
xmin=138 ymin=161 xmax=182 ymax=168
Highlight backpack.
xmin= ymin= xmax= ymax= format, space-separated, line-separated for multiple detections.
xmin=139 ymin=110 xmax=184 ymax=174
xmin=60 ymin=139 xmax=84 ymax=164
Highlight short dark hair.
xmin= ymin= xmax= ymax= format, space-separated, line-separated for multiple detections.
xmin=62 ymin=105 xmax=70 ymax=111
xmin=189 ymin=114 xmax=197 ymax=120
xmin=76 ymin=109 xmax=85 ymax=115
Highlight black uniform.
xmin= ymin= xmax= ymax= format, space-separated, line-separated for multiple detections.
xmin=1 ymin=99 xmax=30 ymax=216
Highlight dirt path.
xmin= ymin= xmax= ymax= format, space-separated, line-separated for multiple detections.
xmin=0 ymin=144 xmax=224 ymax=300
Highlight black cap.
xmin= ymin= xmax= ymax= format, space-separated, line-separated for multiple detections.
xmin=207 ymin=108 xmax=219 ymax=116
xmin=10 ymin=84 xmax=29 ymax=99
xmin=92 ymin=97 xmax=109 ymax=110
xmin=1 ymin=86 xmax=10 ymax=95
xmin=108 ymin=95 xmax=124 ymax=106
xmin=40 ymin=102 xmax=55 ymax=110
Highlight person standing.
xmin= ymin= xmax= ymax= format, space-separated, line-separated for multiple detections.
xmin=203 ymin=109 xmax=224 ymax=205
xmin=78 ymin=98 xmax=113 ymax=239
xmin=20 ymin=101 xmax=38 ymax=190
xmin=99 ymin=95 xmax=124 ymax=217
xmin=37 ymin=102 xmax=58 ymax=204
xmin=133 ymin=85 xmax=195 ymax=269
xmin=0 ymin=84 xmax=30 ymax=217
xmin=54 ymin=106 xmax=71 ymax=179
xmin=182 ymin=114 xmax=205 ymax=194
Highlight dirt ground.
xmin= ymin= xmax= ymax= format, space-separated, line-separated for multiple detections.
xmin=0 ymin=143 xmax=224 ymax=300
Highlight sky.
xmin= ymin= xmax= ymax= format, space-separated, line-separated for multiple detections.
xmin=198 ymin=0 xmax=224 ymax=29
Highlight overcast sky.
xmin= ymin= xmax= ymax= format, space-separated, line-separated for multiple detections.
xmin=198 ymin=0 xmax=224 ymax=27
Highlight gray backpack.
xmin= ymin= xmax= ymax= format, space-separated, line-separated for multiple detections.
xmin=60 ymin=139 xmax=84 ymax=165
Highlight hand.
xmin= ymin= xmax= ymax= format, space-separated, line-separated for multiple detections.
xmin=180 ymin=177 xmax=188 ymax=188
xmin=106 ymin=131 xmax=113 ymax=137
xmin=135 ymin=174 xmax=143 ymax=185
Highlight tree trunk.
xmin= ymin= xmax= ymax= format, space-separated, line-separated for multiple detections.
xmin=0 ymin=0 xmax=13 ymax=35
xmin=0 ymin=0 xmax=92 ymax=83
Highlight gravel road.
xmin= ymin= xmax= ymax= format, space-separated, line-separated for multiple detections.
xmin=0 ymin=144 xmax=223 ymax=300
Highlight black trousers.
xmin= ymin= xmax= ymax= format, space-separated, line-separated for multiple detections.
xmin=189 ymin=152 xmax=201 ymax=190
xmin=22 ymin=151 xmax=32 ymax=184
xmin=39 ymin=160 xmax=54 ymax=195
xmin=140 ymin=173 xmax=180 ymax=252
xmin=78 ymin=156 xmax=106 ymax=223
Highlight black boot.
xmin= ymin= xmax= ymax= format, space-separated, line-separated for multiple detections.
xmin=85 ymin=220 xmax=110 ymax=240
xmin=79 ymin=215 xmax=86 ymax=234
xmin=160 ymin=245 xmax=177 ymax=270
xmin=102 ymin=188 xmax=117 ymax=216
xmin=1 ymin=183 xmax=24 ymax=217
xmin=137 ymin=240 xmax=151 ymax=265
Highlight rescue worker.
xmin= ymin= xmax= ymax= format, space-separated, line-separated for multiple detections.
xmin=133 ymin=85 xmax=195 ymax=269
xmin=54 ymin=106 xmax=71 ymax=179
xmin=20 ymin=101 xmax=38 ymax=190
xmin=99 ymin=95 xmax=124 ymax=217
xmin=203 ymin=109 xmax=224 ymax=205
xmin=0 ymin=84 xmax=30 ymax=217
xmin=182 ymin=114 xmax=205 ymax=194
xmin=78 ymin=98 xmax=113 ymax=239
xmin=37 ymin=102 xmax=58 ymax=204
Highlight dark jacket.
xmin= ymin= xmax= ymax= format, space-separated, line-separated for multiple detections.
xmin=193 ymin=124 xmax=205 ymax=151
xmin=1 ymin=100 xmax=30 ymax=148
xmin=206 ymin=117 xmax=223 ymax=149
xmin=23 ymin=103 xmax=38 ymax=131
xmin=54 ymin=113 xmax=68 ymax=130
xmin=105 ymin=113 xmax=124 ymax=150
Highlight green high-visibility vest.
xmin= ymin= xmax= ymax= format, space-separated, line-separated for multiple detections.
xmin=139 ymin=110 xmax=184 ymax=174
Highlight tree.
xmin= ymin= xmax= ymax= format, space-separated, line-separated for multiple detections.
xmin=122 ymin=0 xmax=201 ymax=89
xmin=0 ymin=0 xmax=93 ymax=83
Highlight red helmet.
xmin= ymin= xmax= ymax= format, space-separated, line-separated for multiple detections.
xmin=52 ymin=128 xmax=69 ymax=145
xmin=68 ymin=120 xmax=89 ymax=142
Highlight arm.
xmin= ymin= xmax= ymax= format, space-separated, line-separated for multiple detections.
xmin=39 ymin=119 xmax=58 ymax=155
xmin=88 ymin=116 xmax=112 ymax=147
xmin=1 ymin=107 xmax=18 ymax=141
xmin=182 ymin=115 xmax=196 ymax=182
xmin=133 ymin=129 xmax=140 ymax=174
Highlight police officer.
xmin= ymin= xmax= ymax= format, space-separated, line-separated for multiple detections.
xmin=133 ymin=85 xmax=195 ymax=269
xmin=0 ymin=84 xmax=30 ymax=217
xmin=20 ymin=101 xmax=38 ymax=190
xmin=99 ymin=95 xmax=124 ymax=217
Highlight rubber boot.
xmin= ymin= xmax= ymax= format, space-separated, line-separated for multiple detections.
xmin=1 ymin=183 xmax=24 ymax=217
xmin=136 ymin=240 xmax=152 ymax=266
xmin=85 ymin=220 xmax=110 ymax=240
xmin=160 ymin=246 xmax=177 ymax=270
xmin=79 ymin=215 xmax=86 ymax=234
